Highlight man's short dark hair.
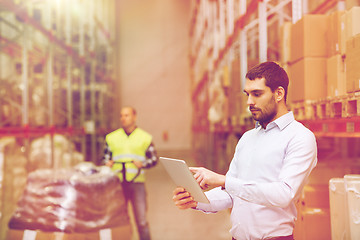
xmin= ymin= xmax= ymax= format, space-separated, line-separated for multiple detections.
xmin=121 ymin=106 xmax=137 ymax=115
xmin=245 ymin=61 xmax=289 ymax=102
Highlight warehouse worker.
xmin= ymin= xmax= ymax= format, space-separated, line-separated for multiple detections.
xmin=103 ymin=106 xmax=157 ymax=240
xmin=172 ymin=62 xmax=317 ymax=240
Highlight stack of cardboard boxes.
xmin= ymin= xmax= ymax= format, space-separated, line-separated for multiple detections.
xmin=279 ymin=5 xmax=360 ymax=240
xmin=290 ymin=14 xmax=329 ymax=102
xmin=327 ymin=11 xmax=346 ymax=98
xmin=280 ymin=6 xmax=360 ymax=104
xmin=345 ymin=7 xmax=360 ymax=92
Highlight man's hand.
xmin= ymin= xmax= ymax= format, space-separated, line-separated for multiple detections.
xmin=172 ymin=187 xmax=198 ymax=210
xmin=190 ymin=167 xmax=226 ymax=190
xmin=105 ymin=160 xmax=114 ymax=168
xmin=133 ymin=160 xmax=143 ymax=169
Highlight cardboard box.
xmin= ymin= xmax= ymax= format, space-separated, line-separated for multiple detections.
xmin=342 ymin=7 xmax=360 ymax=55
xmin=6 ymin=225 xmax=132 ymax=240
xmin=279 ymin=22 xmax=292 ymax=64
xmin=346 ymin=0 xmax=360 ymax=10
xmin=301 ymin=184 xmax=330 ymax=209
xmin=327 ymin=11 xmax=345 ymax=57
xmin=281 ymin=64 xmax=292 ymax=104
xmin=346 ymin=7 xmax=360 ymax=39
xmin=289 ymin=58 xmax=327 ymax=102
xmin=327 ymin=54 xmax=346 ymax=97
xmin=297 ymin=208 xmax=331 ymax=240
xmin=341 ymin=13 xmax=347 ymax=55
xmin=290 ymin=15 xmax=329 ymax=63
xmin=346 ymin=34 xmax=360 ymax=93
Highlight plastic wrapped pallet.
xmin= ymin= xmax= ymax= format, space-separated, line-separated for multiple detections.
xmin=7 ymin=162 xmax=131 ymax=239
xmin=329 ymin=178 xmax=350 ymax=240
xmin=344 ymin=174 xmax=360 ymax=240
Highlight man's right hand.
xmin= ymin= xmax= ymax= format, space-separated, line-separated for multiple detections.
xmin=172 ymin=187 xmax=198 ymax=210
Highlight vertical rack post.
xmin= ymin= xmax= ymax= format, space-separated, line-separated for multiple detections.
xmin=292 ymin=0 xmax=302 ymax=24
xmin=239 ymin=0 xmax=247 ymax=89
xmin=22 ymin=26 xmax=29 ymax=127
xmin=44 ymin=0 xmax=55 ymax=167
xmin=78 ymin=0 xmax=86 ymax=159
xmin=65 ymin=0 xmax=72 ymax=128
xmin=258 ymin=0 xmax=267 ymax=63
xmin=89 ymin=0 xmax=97 ymax=163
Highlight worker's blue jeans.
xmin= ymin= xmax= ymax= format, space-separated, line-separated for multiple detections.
xmin=122 ymin=182 xmax=151 ymax=240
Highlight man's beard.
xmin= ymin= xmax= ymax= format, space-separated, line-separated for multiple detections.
xmin=250 ymin=97 xmax=277 ymax=126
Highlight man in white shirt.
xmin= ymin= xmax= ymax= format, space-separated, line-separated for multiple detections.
xmin=173 ymin=61 xmax=317 ymax=240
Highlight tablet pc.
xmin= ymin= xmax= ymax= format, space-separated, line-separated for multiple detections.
xmin=159 ymin=157 xmax=209 ymax=203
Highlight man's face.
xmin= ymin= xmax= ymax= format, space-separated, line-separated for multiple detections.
xmin=244 ymin=77 xmax=278 ymax=126
xmin=120 ymin=107 xmax=136 ymax=128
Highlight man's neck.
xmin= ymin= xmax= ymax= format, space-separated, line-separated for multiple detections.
xmin=261 ymin=105 xmax=289 ymax=129
xmin=123 ymin=125 xmax=137 ymax=136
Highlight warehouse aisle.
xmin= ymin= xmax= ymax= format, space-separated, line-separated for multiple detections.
xmin=130 ymin=151 xmax=232 ymax=240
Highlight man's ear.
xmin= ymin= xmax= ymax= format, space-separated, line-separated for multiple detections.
xmin=275 ymin=87 xmax=285 ymax=102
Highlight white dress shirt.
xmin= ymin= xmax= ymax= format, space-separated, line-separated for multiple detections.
xmin=197 ymin=111 xmax=317 ymax=240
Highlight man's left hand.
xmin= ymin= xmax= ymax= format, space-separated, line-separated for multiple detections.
xmin=133 ymin=160 xmax=143 ymax=169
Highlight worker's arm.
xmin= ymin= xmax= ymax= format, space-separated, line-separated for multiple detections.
xmin=141 ymin=142 xmax=158 ymax=168
xmin=102 ymin=141 xmax=114 ymax=167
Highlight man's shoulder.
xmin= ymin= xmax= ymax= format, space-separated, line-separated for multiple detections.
xmin=134 ymin=128 xmax=153 ymax=138
xmin=106 ymin=128 xmax=124 ymax=137
xmin=287 ymin=120 xmax=316 ymax=143
xmin=290 ymin=119 xmax=314 ymax=134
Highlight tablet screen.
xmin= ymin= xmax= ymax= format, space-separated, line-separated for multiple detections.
xmin=159 ymin=157 xmax=209 ymax=203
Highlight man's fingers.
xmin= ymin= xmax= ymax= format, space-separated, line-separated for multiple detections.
xmin=176 ymin=200 xmax=197 ymax=210
xmin=173 ymin=187 xmax=185 ymax=195
xmin=189 ymin=167 xmax=198 ymax=173
xmin=173 ymin=195 xmax=197 ymax=209
xmin=173 ymin=188 xmax=192 ymax=202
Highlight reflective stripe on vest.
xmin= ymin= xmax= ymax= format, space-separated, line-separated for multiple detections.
xmin=106 ymin=128 xmax=152 ymax=183
xmin=113 ymin=154 xmax=146 ymax=162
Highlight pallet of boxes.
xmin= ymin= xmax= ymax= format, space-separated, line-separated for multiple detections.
xmin=6 ymin=162 xmax=131 ymax=240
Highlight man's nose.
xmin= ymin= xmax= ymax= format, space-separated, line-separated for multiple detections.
xmin=247 ymin=95 xmax=254 ymax=105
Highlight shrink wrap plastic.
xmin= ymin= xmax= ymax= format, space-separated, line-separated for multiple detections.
xmin=344 ymin=174 xmax=360 ymax=240
xmin=329 ymin=178 xmax=349 ymax=240
xmin=8 ymin=162 xmax=129 ymax=233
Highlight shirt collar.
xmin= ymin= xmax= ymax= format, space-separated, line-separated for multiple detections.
xmin=255 ymin=111 xmax=295 ymax=131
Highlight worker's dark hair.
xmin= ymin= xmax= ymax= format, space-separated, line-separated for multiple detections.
xmin=245 ymin=61 xmax=289 ymax=102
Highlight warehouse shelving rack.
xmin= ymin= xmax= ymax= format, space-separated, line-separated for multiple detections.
xmin=0 ymin=2 xmax=120 ymax=238
xmin=189 ymin=0 xmax=355 ymax=170
xmin=189 ymin=0 xmax=360 ymax=239
xmin=0 ymin=0 xmax=119 ymax=165
xmin=190 ymin=0 xmax=304 ymax=172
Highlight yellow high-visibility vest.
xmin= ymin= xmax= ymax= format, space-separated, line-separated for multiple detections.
xmin=106 ymin=128 xmax=152 ymax=183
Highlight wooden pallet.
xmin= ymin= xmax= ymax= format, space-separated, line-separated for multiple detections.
xmin=291 ymin=92 xmax=360 ymax=120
